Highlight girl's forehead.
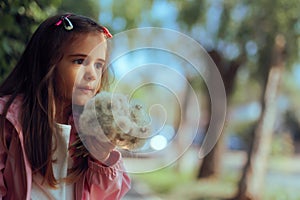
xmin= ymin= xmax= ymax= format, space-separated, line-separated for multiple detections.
xmin=65 ymin=32 xmax=107 ymax=55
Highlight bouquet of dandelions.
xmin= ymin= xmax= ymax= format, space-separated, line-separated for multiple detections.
xmin=77 ymin=91 xmax=151 ymax=154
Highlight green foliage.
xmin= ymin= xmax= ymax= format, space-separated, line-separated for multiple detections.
xmin=242 ymin=0 xmax=299 ymax=79
xmin=281 ymin=70 xmax=300 ymax=121
xmin=230 ymin=68 xmax=262 ymax=104
xmin=0 ymin=0 xmax=60 ymax=82
xmin=58 ymin=0 xmax=100 ymax=19
xmin=271 ymin=133 xmax=294 ymax=156
xmin=176 ymin=0 xmax=300 ymax=84
xmin=109 ymin=0 xmax=153 ymax=30
xmin=176 ymin=0 xmax=207 ymax=30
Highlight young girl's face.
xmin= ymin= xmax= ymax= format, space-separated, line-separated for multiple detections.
xmin=55 ymin=32 xmax=107 ymax=106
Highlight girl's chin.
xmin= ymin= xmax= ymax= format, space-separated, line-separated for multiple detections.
xmin=72 ymin=96 xmax=92 ymax=106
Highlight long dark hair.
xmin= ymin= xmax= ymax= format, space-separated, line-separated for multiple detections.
xmin=0 ymin=13 xmax=111 ymax=187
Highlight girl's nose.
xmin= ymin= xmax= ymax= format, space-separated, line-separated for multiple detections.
xmin=84 ymin=64 xmax=97 ymax=81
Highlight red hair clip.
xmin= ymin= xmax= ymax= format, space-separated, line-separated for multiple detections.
xmin=101 ymin=26 xmax=113 ymax=38
xmin=55 ymin=14 xmax=73 ymax=31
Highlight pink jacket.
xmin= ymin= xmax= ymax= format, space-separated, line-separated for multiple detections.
xmin=0 ymin=96 xmax=131 ymax=200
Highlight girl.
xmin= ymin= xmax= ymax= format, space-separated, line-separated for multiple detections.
xmin=0 ymin=14 xmax=131 ymax=199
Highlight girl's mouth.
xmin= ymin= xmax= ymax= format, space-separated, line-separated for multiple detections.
xmin=77 ymin=87 xmax=94 ymax=94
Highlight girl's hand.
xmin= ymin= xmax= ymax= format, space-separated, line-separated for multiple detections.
xmin=70 ymin=133 xmax=115 ymax=165
xmin=74 ymin=106 xmax=115 ymax=164
xmin=83 ymin=134 xmax=115 ymax=163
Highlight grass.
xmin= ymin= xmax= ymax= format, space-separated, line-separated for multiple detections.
xmin=131 ymin=152 xmax=300 ymax=200
xmin=132 ymin=165 xmax=195 ymax=194
xmin=132 ymin=164 xmax=238 ymax=199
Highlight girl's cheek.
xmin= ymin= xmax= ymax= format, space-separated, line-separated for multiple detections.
xmin=96 ymin=79 xmax=102 ymax=93
xmin=74 ymin=70 xmax=84 ymax=83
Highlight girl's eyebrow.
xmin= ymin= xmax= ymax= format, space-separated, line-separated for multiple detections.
xmin=68 ymin=54 xmax=105 ymax=62
xmin=68 ymin=53 xmax=87 ymax=58
xmin=96 ymin=58 xmax=106 ymax=63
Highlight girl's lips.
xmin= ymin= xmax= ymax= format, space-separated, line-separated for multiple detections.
xmin=77 ymin=87 xmax=94 ymax=94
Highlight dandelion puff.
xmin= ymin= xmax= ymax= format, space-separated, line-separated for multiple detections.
xmin=130 ymin=101 xmax=150 ymax=126
xmin=114 ymin=116 xmax=133 ymax=134
xmin=79 ymin=91 xmax=152 ymax=151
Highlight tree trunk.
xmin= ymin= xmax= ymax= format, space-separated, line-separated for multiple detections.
xmin=197 ymin=137 xmax=223 ymax=178
xmin=197 ymin=50 xmax=242 ymax=178
xmin=232 ymin=35 xmax=286 ymax=200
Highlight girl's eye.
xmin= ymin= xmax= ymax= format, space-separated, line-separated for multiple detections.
xmin=73 ymin=59 xmax=84 ymax=65
xmin=95 ymin=62 xmax=104 ymax=70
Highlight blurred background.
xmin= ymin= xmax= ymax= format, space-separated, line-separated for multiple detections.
xmin=1 ymin=0 xmax=300 ymax=199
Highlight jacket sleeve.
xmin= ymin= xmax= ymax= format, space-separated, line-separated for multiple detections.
xmin=84 ymin=151 xmax=131 ymax=200
xmin=0 ymin=134 xmax=6 ymax=199
xmin=68 ymin=114 xmax=131 ymax=200
xmin=0 ymin=119 xmax=13 ymax=199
